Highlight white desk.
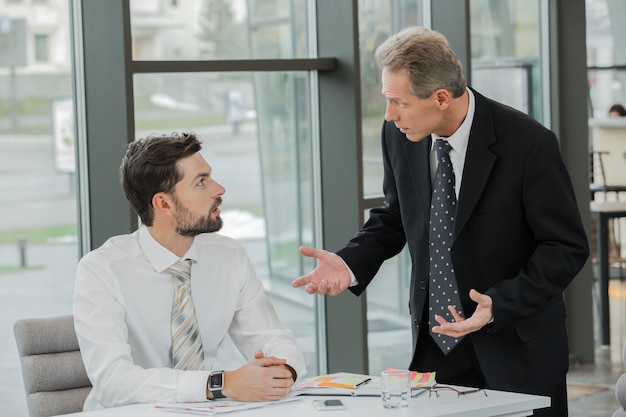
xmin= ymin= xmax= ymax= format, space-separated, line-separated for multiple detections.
xmin=58 ymin=389 xmax=550 ymax=417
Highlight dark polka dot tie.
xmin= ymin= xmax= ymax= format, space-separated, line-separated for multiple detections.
xmin=429 ymin=139 xmax=464 ymax=354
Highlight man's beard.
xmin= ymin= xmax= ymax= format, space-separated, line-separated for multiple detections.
xmin=173 ymin=197 xmax=223 ymax=237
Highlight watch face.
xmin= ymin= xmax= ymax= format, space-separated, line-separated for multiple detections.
xmin=210 ymin=372 xmax=223 ymax=389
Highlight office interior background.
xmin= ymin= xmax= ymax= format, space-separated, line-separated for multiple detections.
xmin=0 ymin=0 xmax=624 ymax=415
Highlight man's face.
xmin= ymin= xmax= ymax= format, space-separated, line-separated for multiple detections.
xmin=381 ymin=69 xmax=445 ymax=142
xmin=171 ymin=153 xmax=225 ymax=236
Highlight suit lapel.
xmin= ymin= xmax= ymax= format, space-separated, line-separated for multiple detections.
xmin=396 ymin=90 xmax=498 ymax=238
xmin=404 ymin=135 xmax=432 ymax=230
xmin=453 ymin=92 xmax=497 ymax=241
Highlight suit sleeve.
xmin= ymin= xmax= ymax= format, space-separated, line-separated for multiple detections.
xmin=338 ymin=121 xmax=408 ymax=295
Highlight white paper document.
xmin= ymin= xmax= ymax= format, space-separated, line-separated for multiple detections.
xmin=153 ymin=397 xmax=300 ymax=415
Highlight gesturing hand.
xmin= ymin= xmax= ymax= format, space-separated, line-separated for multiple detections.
xmin=430 ymin=289 xmax=494 ymax=338
xmin=291 ymin=246 xmax=352 ymax=296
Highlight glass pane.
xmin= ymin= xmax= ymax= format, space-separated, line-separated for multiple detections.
xmin=586 ymin=0 xmax=626 ymax=118
xmin=129 ymin=0 xmax=309 ymax=60
xmin=366 ymin=228 xmax=413 ymax=374
xmin=0 ymin=3 xmax=78 ymax=416
xmin=359 ymin=0 xmax=423 ymax=198
xmin=134 ymin=70 xmax=319 ymax=375
xmin=357 ymin=0 xmax=423 ymax=375
xmin=470 ymin=0 xmax=544 ymax=121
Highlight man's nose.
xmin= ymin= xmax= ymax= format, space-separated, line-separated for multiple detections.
xmin=214 ymin=180 xmax=226 ymax=196
xmin=384 ymin=105 xmax=397 ymax=122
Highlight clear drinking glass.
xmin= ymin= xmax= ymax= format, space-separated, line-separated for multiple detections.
xmin=380 ymin=369 xmax=411 ymax=408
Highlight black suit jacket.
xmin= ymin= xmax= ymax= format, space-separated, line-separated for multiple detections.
xmin=338 ymin=88 xmax=589 ymax=395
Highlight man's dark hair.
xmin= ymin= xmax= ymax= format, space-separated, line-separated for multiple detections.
xmin=120 ymin=132 xmax=202 ymax=226
xmin=609 ymin=103 xmax=626 ymax=116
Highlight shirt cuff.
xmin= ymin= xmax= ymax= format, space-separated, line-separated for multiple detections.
xmin=177 ymin=370 xmax=212 ymax=403
xmin=338 ymin=257 xmax=358 ymax=287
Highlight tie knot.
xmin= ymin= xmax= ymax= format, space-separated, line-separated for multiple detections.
xmin=168 ymin=259 xmax=192 ymax=285
xmin=434 ymin=139 xmax=452 ymax=163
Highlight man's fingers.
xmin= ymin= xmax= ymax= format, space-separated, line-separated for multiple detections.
xmin=469 ymin=289 xmax=492 ymax=308
xmin=448 ymin=305 xmax=465 ymax=322
xmin=315 ymin=280 xmax=329 ymax=295
xmin=298 ymin=245 xmax=318 ymax=258
xmin=293 ymin=247 xmax=348 ymax=296
xmin=259 ymin=356 xmax=287 ymax=365
xmin=292 ymin=274 xmax=312 ymax=288
xmin=469 ymin=288 xmax=484 ymax=303
xmin=305 ymin=283 xmax=320 ymax=294
xmin=292 ymin=247 xmax=320 ymax=288
xmin=328 ymin=280 xmax=344 ymax=296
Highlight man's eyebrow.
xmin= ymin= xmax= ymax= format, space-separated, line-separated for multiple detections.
xmin=193 ymin=172 xmax=209 ymax=182
xmin=381 ymin=90 xmax=401 ymax=100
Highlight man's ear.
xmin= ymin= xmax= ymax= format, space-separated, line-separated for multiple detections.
xmin=434 ymin=89 xmax=452 ymax=109
xmin=152 ymin=192 xmax=174 ymax=217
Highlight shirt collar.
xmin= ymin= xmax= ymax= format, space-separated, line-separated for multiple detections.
xmin=138 ymin=226 xmax=199 ymax=273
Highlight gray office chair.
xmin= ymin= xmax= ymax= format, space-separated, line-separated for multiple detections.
xmin=14 ymin=315 xmax=92 ymax=417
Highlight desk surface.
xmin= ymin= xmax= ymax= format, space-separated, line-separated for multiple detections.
xmin=58 ymin=389 xmax=550 ymax=417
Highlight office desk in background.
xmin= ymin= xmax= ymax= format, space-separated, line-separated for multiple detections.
xmin=56 ymin=389 xmax=550 ymax=417
xmin=590 ymin=201 xmax=626 ymax=346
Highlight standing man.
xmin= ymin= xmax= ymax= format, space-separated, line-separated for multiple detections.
xmin=292 ymin=26 xmax=588 ymax=417
xmin=74 ymin=133 xmax=305 ymax=411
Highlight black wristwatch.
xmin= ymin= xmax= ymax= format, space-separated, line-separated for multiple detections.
xmin=208 ymin=371 xmax=225 ymax=399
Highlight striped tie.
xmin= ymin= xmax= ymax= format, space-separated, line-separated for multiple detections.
xmin=168 ymin=259 xmax=205 ymax=370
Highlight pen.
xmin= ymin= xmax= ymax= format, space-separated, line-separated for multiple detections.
xmin=354 ymin=378 xmax=371 ymax=389
xmin=354 ymin=378 xmax=372 ymax=389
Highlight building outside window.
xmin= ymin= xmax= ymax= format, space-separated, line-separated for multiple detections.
xmin=34 ymin=34 xmax=49 ymax=62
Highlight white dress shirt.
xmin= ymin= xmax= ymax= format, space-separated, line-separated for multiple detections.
xmin=74 ymin=226 xmax=306 ymax=411
xmin=429 ymin=87 xmax=475 ymax=198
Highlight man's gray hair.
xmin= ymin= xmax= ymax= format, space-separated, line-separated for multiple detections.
xmin=375 ymin=26 xmax=466 ymax=99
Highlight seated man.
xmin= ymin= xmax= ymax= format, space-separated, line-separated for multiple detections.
xmin=74 ymin=132 xmax=305 ymax=411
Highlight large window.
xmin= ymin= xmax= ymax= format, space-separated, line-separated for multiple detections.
xmin=469 ymin=0 xmax=546 ymax=122
xmin=0 ymin=1 xmax=77 ymax=415
xmin=586 ymin=0 xmax=626 ymax=117
xmin=359 ymin=0 xmax=424 ymax=198
xmin=132 ymin=70 xmax=318 ymax=371
xmin=130 ymin=0 xmax=320 ymax=375
xmin=357 ymin=0 xmax=423 ymax=375
xmin=130 ymin=0 xmax=308 ymax=61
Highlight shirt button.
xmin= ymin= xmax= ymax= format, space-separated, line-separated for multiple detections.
xmin=419 ymin=280 xmax=427 ymax=290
